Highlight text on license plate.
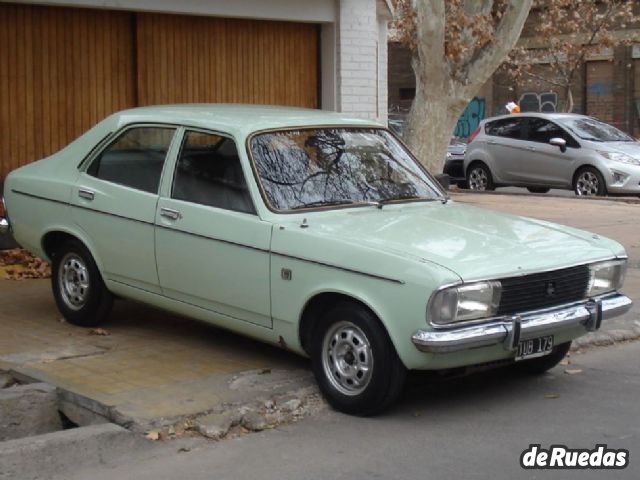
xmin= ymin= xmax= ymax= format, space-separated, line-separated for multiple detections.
xmin=515 ymin=335 xmax=554 ymax=361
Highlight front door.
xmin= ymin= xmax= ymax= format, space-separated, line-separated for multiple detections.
xmin=519 ymin=117 xmax=579 ymax=187
xmin=154 ymin=129 xmax=272 ymax=327
xmin=72 ymin=125 xmax=177 ymax=293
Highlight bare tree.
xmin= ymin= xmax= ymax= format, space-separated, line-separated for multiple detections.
xmin=392 ymin=0 xmax=533 ymax=173
xmin=501 ymin=0 xmax=640 ymax=113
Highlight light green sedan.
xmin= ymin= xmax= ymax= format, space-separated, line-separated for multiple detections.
xmin=1 ymin=105 xmax=632 ymax=415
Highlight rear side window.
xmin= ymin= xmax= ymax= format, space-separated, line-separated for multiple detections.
xmin=526 ymin=118 xmax=579 ymax=147
xmin=485 ymin=118 xmax=524 ymax=139
xmin=172 ymin=131 xmax=256 ymax=214
xmin=87 ymin=127 xmax=176 ymax=194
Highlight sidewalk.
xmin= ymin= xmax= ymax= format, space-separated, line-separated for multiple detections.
xmin=0 ymin=278 xmax=314 ymax=432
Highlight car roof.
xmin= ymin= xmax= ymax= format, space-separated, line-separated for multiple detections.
xmin=111 ymin=104 xmax=379 ymax=137
xmin=481 ymin=112 xmax=588 ymax=124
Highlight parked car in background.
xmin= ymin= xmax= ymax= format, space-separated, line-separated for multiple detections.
xmin=443 ymin=137 xmax=467 ymax=186
xmin=1 ymin=105 xmax=632 ymax=415
xmin=464 ymin=113 xmax=640 ymax=196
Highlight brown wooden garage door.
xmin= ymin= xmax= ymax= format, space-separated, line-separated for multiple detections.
xmin=0 ymin=4 xmax=319 ymax=179
xmin=0 ymin=5 xmax=136 ymax=179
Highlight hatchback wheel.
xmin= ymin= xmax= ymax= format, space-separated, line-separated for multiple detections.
xmin=467 ymin=163 xmax=494 ymax=191
xmin=574 ymin=167 xmax=606 ymax=196
xmin=311 ymin=302 xmax=406 ymax=415
xmin=52 ymin=239 xmax=113 ymax=327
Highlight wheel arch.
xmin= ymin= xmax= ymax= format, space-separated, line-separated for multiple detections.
xmin=298 ymin=290 xmax=394 ymax=359
xmin=41 ymin=227 xmax=104 ymax=273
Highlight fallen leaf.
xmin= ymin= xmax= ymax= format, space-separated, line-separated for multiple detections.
xmin=564 ymin=369 xmax=583 ymax=375
xmin=89 ymin=328 xmax=110 ymax=336
xmin=258 ymin=368 xmax=271 ymax=375
xmin=145 ymin=431 xmax=160 ymax=441
xmin=559 ymin=359 xmax=570 ymax=366
xmin=178 ymin=447 xmax=191 ymax=453
xmin=544 ymin=393 xmax=560 ymax=399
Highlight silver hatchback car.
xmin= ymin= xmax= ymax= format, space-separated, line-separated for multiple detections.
xmin=464 ymin=113 xmax=640 ymax=196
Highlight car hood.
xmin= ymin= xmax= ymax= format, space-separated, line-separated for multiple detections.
xmin=294 ymin=201 xmax=622 ymax=282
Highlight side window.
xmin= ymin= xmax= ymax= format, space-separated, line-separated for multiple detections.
xmin=172 ymin=131 xmax=256 ymax=214
xmin=485 ymin=118 xmax=524 ymax=139
xmin=527 ymin=118 xmax=579 ymax=147
xmin=87 ymin=127 xmax=176 ymax=194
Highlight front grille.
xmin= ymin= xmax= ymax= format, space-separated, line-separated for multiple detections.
xmin=497 ymin=264 xmax=590 ymax=316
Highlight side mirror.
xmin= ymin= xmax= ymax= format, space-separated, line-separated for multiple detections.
xmin=550 ymin=137 xmax=567 ymax=153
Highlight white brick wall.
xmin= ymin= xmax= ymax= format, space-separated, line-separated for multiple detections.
xmin=336 ymin=0 xmax=388 ymax=123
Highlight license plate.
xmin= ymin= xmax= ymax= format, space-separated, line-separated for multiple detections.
xmin=515 ymin=335 xmax=554 ymax=361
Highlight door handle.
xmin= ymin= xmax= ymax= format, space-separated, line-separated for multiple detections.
xmin=78 ymin=188 xmax=95 ymax=201
xmin=160 ymin=207 xmax=182 ymax=220
xmin=527 ymin=146 xmax=536 ymax=151
xmin=487 ymin=139 xmax=498 ymax=145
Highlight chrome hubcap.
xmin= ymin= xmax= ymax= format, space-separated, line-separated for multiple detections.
xmin=468 ymin=167 xmax=488 ymax=190
xmin=322 ymin=321 xmax=373 ymax=396
xmin=575 ymin=172 xmax=600 ymax=196
xmin=58 ymin=253 xmax=90 ymax=310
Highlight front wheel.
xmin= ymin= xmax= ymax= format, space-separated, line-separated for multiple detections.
xmin=467 ymin=163 xmax=495 ymax=191
xmin=574 ymin=167 xmax=606 ymax=196
xmin=52 ymin=239 xmax=113 ymax=327
xmin=311 ymin=303 xmax=406 ymax=416
xmin=515 ymin=341 xmax=572 ymax=375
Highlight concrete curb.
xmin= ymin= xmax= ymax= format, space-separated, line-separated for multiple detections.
xmin=0 ymin=423 xmax=151 ymax=480
xmin=570 ymin=320 xmax=640 ymax=351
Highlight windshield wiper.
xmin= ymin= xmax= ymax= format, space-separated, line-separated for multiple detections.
xmin=377 ymin=195 xmax=442 ymax=206
xmin=291 ymin=199 xmax=380 ymax=210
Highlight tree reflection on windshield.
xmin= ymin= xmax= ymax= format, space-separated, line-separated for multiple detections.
xmin=250 ymin=128 xmax=440 ymax=211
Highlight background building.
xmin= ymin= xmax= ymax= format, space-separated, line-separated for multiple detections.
xmin=0 ymin=0 xmax=393 ymax=179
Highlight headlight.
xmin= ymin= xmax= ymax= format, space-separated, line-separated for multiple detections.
xmin=597 ymin=151 xmax=640 ymax=166
xmin=587 ymin=260 xmax=627 ymax=297
xmin=429 ymin=281 xmax=502 ymax=325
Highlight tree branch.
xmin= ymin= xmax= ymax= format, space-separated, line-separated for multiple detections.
xmin=464 ymin=0 xmax=533 ymax=93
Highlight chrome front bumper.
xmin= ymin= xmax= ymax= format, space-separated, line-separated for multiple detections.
xmin=412 ymin=293 xmax=632 ymax=353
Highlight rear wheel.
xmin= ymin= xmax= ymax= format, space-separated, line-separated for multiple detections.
xmin=515 ymin=341 xmax=571 ymax=375
xmin=526 ymin=187 xmax=550 ymax=194
xmin=573 ymin=167 xmax=606 ymax=196
xmin=467 ymin=163 xmax=495 ymax=191
xmin=311 ymin=302 xmax=406 ymax=416
xmin=52 ymin=239 xmax=113 ymax=327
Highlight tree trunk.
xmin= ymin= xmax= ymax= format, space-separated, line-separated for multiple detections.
xmin=404 ymin=87 xmax=467 ymax=174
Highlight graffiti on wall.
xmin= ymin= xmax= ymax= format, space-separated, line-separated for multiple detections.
xmin=519 ymin=91 xmax=558 ymax=112
xmin=454 ymin=96 xmax=486 ymax=139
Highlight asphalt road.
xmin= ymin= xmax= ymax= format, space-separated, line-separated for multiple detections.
xmin=61 ymin=341 xmax=640 ymax=480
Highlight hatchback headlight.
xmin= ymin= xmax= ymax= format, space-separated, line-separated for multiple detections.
xmin=588 ymin=260 xmax=627 ymax=297
xmin=597 ymin=151 xmax=640 ymax=166
xmin=429 ymin=281 xmax=502 ymax=325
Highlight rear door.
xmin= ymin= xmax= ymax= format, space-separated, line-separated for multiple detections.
xmin=73 ymin=125 xmax=177 ymax=293
xmin=154 ymin=129 xmax=272 ymax=327
xmin=520 ymin=117 xmax=580 ymax=187
xmin=484 ymin=117 xmax=528 ymax=182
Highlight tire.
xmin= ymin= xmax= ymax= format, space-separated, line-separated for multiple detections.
xmin=527 ymin=187 xmax=550 ymax=194
xmin=311 ymin=302 xmax=406 ymax=416
xmin=466 ymin=163 xmax=495 ymax=191
xmin=515 ymin=341 xmax=571 ymax=375
xmin=51 ymin=239 xmax=113 ymax=327
xmin=573 ymin=167 xmax=606 ymax=196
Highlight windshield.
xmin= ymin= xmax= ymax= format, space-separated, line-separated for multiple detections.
xmin=249 ymin=128 xmax=443 ymax=211
xmin=558 ymin=117 xmax=634 ymax=142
